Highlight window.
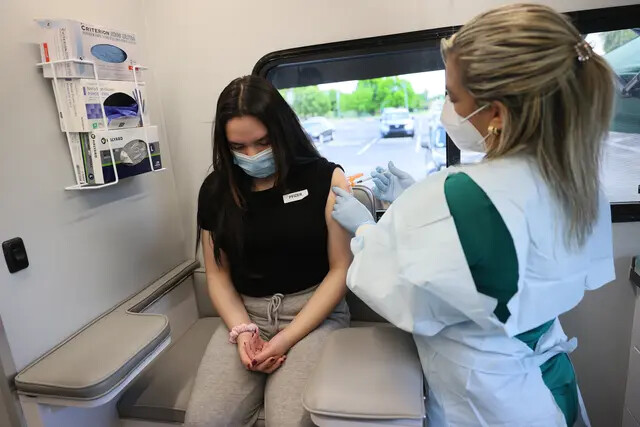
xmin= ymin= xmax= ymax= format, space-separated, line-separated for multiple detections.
xmin=257 ymin=29 xmax=452 ymax=183
xmin=585 ymin=29 xmax=640 ymax=206
xmin=254 ymin=5 xmax=640 ymax=221
xmin=277 ymin=71 xmax=447 ymax=182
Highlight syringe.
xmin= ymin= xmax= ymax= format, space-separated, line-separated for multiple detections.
xmin=347 ymin=169 xmax=387 ymax=185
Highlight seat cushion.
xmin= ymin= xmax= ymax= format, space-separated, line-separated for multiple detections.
xmin=303 ymin=327 xmax=425 ymax=421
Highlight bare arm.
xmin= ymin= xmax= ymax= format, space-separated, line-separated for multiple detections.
xmin=279 ymin=168 xmax=353 ymax=347
xmin=201 ymin=230 xmax=251 ymax=330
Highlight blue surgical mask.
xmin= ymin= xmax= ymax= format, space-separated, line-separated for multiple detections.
xmin=232 ymin=147 xmax=276 ymax=178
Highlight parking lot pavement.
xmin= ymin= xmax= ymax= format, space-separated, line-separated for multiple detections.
xmin=314 ymin=115 xmax=434 ymax=182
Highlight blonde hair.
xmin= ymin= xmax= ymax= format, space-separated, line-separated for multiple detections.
xmin=441 ymin=3 xmax=614 ymax=247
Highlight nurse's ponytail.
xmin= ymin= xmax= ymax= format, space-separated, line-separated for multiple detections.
xmin=442 ymin=4 xmax=615 ymax=247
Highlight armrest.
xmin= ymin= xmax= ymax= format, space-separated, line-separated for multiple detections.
xmin=15 ymin=311 xmax=169 ymax=400
xmin=303 ymin=327 xmax=425 ymax=421
xmin=13 ymin=260 xmax=201 ymax=401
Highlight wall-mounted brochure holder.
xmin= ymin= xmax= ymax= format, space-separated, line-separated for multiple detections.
xmin=36 ymin=58 xmax=165 ymax=190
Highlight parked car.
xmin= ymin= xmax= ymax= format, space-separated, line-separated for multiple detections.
xmin=302 ymin=117 xmax=335 ymax=143
xmin=379 ymin=108 xmax=414 ymax=138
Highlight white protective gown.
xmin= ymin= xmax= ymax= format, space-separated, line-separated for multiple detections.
xmin=347 ymin=156 xmax=614 ymax=426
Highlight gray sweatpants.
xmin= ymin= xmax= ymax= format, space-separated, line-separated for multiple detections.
xmin=184 ymin=287 xmax=350 ymax=427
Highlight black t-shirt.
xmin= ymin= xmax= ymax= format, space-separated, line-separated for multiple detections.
xmin=198 ymin=158 xmax=341 ymax=297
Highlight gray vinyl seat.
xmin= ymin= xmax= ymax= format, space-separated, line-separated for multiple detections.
xmin=117 ymin=186 xmax=389 ymax=425
xmin=117 ymin=294 xmax=387 ymax=425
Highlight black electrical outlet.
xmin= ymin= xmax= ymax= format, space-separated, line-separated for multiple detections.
xmin=2 ymin=238 xmax=29 ymax=274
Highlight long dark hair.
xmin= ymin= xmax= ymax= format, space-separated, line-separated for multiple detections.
xmin=197 ymin=75 xmax=321 ymax=265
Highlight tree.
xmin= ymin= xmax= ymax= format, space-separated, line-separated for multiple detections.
xmin=340 ymin=77 xmax=425 ymax=115
xmin=284 ymin=86 xmax=332 ymax=118
xmin=283 ymin=77 xmax=428 ymax=118
xmin=342 ymin=84 xmax=374 ymax=115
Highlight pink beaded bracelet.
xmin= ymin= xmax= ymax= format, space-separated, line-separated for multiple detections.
xmin=228 ymin=323 xmax=259 ymax=344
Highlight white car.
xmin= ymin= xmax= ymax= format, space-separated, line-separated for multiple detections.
xmin=379 ymin=108 xmax=415 ymax=138
xmin=302 ymin=117 xmax=335 ymax=143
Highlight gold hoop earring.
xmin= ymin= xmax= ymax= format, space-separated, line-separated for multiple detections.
xmin=488 ymin=125 xmax=502 ymax=136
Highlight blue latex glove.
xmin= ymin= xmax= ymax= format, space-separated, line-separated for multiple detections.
xmin=371 ymin=161 xmax=416 ymax=203
xmin=331 ymin=187 xmax=375 ymax=234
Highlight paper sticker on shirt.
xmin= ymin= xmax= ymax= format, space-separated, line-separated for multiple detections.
xmin=283 ymin=189 xmax=309 ymax=204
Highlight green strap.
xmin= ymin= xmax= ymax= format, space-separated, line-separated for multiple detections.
xmin=444 ymin=173 xmax=517 ymax=322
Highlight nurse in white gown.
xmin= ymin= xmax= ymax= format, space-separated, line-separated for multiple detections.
xmin=331 ymin=4 xmax=616 ymax=426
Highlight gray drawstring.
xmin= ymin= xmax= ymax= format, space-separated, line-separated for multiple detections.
xmin=267 ymin=293 xmax=284 ymax=332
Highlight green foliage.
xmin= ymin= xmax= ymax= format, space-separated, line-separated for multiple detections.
xmin=342 ymin=84 xmax=374 ymax=115
xmin=289 ymin=86 xmax=332 ymax=118
xmin=341 ymin=77 xmax=426 ymax=115
xmin=283 ymin=76 xmax=429 ymax=118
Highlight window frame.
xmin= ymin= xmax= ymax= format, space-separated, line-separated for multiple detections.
xmin=253 ymin=4 xmax=640 ymax=222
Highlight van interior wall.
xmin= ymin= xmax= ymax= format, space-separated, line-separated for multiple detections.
xmin=560 ymin=223 xmax=640 ymax=427
xmin=0 ymin=0 xmax=186 ymax=376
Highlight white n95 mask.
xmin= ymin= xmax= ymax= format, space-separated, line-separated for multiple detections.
xmin=440 ymin=96 xmax=489 ymax=153
xmin=232 ymin=147 xmax=277 ymax=178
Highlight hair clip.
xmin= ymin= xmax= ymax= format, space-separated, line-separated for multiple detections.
xmin=574 ymin=40 xmax=593 ymax=62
